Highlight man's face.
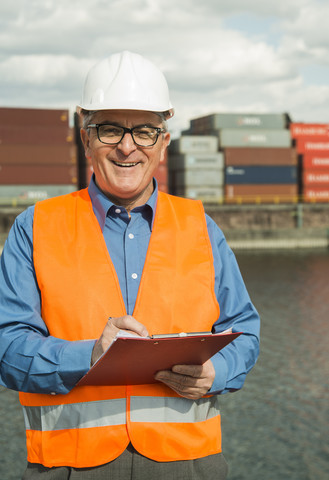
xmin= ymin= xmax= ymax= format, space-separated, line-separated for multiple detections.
xmin=81 ymin=109 xmax=170 ymax=209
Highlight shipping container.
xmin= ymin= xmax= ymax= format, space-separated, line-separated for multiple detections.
xmin=175 ymin=186 xmax=224 ymax=203
xmin=190 ymin=113 xmax=290 ymax=132
xmin=157 ymin=183 xmax=169 ymax=193
xmin=0 ymin=144 xmax=77 ymax=165
xmin=153 ymin=164 xmax=168 ymax=186
xmin=296 ymin=139 xmax=329 ymax=154
xmin=303 ymin=170 xmax=329 ymax=185
xmin=225 ymin=166 xmax=298 ymax=184
xmin=169 ymin=136 xmax=218 ymax=154
xmin=290 ymin=123 xmax=329 ymax=139
xmin=218 ymin=129 xmax=291 ymax=148
xmin=0 ymin=125 xmax=74 ymax=145
xmin=0 ymin=184 xmax=76 ymax=206
xmin=0 ymin=164 xmax=77 ymax=185
xmin=302 ymin=153 xmax=329 ymax=169
xmin=224 ymin=147 xmax=297 ymax=166
xmin=225 ymin=184 xmax=298 ymax=204
xmin=169 ymin=153 xmax=224 ymax=171
xmin=0 ymin=107 xmax=69 ymax=127
xmin=174 ymin=169 xmax=224 ymax=188
xmin=303 ymin=187 xmax=329 ymax=203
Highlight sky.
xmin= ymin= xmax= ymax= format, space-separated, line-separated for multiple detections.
xmin=1 ymin=0 xmax=329 ymax=136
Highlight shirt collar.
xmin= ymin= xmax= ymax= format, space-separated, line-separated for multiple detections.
xmin=88 ymin=174 xmax=158 ymax=231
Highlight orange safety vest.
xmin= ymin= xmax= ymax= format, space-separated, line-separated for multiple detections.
xmin=19 ymin=189 xmax=221 ymax=468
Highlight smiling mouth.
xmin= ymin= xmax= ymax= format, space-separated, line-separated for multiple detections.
xmin=113 ymin=161 xmax=139 ymax=168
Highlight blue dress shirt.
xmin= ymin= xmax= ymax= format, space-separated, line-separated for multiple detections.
xmin=0 ymin=178 xmax=260 ymax=395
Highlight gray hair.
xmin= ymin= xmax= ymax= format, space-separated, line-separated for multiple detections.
xmin=79 ymin=109 xmax=168 ymax=133
xmin=80 ymin=109 xmax=98 ymax=130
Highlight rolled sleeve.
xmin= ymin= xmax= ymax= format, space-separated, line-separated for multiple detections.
xmin=206 ymin=215 xmax=260 ymax=395
xmin=0 ymin=207 xmax=94 ymax=394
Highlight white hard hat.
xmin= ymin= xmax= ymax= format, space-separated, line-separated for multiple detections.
xmin=78 ymin=51 xmax=174 ymax=119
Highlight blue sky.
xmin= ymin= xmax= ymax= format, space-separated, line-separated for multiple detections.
xmin=0 ymin=0 xmax=328 ymax=135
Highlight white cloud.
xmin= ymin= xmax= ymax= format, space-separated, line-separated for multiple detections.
xmin=0 ymin=0 xmax=328 ymax=131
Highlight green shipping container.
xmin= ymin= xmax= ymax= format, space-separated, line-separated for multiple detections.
xmin=0 ymin=185 xmax=77 ymax=206
xmin=218 ymin=129 xmax=292 ymax=148
xmin=190 ymin=113 xmax=290 ymax=132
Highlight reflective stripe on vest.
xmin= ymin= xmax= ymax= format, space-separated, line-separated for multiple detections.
xmin=23 ymin=398 xmax=126 ymax=431
xmin=23 ymin=396 xmax=219 ymax=431
xmin=130 ymin=396 xmax=220 ymax=423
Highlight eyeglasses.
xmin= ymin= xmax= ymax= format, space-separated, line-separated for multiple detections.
xmin=87 ymin=123 xmax=166 ymax=147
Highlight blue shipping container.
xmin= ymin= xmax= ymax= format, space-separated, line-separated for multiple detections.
xmin=225 ymin=166 xmax=298 ymax=185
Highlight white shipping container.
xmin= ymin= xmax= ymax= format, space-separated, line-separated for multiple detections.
xmin=169 ymin=153 xmax=224 ymax=171
xmin=169 ymin=135 xmax=218 ymax=154
xmin=176 ymin=186 xmax=224 ymax=203
xmin=175 ymin=168 xmax=224 ymax=187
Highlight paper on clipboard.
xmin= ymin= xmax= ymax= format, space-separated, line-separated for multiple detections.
xmin=77 ymin=330 xmax=242 ymax=387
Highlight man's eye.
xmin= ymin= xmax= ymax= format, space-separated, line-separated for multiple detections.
xmin=134 ymin=128 xmax=155 ymax=138
xmin=101 ymin=126 xmax=122 ymax=136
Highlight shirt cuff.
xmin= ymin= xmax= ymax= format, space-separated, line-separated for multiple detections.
xmin=208 ymin=353 xmax=228 ymax=394
xmin=60 ymin=339 xmax=96 ymax=391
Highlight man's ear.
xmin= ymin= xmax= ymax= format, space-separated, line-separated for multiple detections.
xmin=80 ymin=128 xmax=91 ymax=159
xmin=160 ymin=132 xmax=171 ymax=163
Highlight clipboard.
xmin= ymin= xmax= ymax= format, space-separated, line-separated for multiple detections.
xmin=77 ymin=330 xmax=242 ymax=386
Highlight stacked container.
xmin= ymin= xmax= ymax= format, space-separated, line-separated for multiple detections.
xmin=154 ymin=149 xmax=169 ymax=193
xmin=168 ymin=135 xmax=224 ymax=203
xmin=186 ymin=113 xmax=298 ymax=204
xmin=290 ymin=123 xmax=329 ymax=203
xmin=0 ymin=107 xmax=77 ymax=206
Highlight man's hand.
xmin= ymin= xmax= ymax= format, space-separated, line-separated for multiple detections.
xmin=154 ymin=359 xmax=215 ymax=400
xmin=91 ymin=315 xmax=149 ymax=366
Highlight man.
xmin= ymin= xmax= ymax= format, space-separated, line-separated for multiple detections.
xmin=0 ymin=51 xmax=260 ymax=479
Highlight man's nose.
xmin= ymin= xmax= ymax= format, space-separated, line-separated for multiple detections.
xmin=116 ymin=132 xmax=137 ymax=154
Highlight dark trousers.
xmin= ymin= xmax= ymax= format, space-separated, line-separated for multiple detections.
xmin=22 ymin=443 xmax=228 ymax=479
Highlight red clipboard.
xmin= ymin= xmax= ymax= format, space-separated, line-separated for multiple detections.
xmin=77 ymin=331 xmax=242 ymax=386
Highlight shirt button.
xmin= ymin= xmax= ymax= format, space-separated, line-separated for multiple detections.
xmin=128 ymin=233 xmax=134 ymax=239
xmin=50 ymin=392 xmax=56 ymax=396
xmin=115 ymin=208 xmax=121 ymax=214
xmin=131 ymin=273 xmax=138 ymax=280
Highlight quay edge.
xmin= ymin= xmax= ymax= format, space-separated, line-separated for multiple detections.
xmin=1 ymin=204 xmax=329 ymax=252
xmin=205 ymin=203 xmax=329 ymax=251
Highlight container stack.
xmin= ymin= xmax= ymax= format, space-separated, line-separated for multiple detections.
xmin=290 ymin=123 xmax=329 ymax=203
xmin=185 ymin=113 xmax=298 ymax=204
xmin=0 ymin=107 xmax=77 ymax=206
xmin=154 ymin=149 xmax=169 ymax=193
xmin=168 ymin=135 xmax=224 ymax=203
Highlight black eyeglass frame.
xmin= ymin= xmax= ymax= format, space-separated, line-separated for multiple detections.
xmin=87 ymin=123 xmax=166 ymax=147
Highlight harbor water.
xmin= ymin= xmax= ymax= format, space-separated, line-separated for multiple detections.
xmin=0 ymin=250 xmax=328 ymax=479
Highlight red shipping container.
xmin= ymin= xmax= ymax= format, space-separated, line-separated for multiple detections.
xmin=225 ymin=184 xmax=298 ymax=204
xmin=0 ymin=125 xmax=74 ymax=145
xmin=0 ymin=144 xmax=77 ymax=165
xmin=0 ymin=164 xmax=77 ymax=185
xmin=0 ymin=107 xmax=69 ymax=127
xmin=296 ymin=138 xmax=329 ymax=154
xmin=224 ymin=147 xmax=297 ymax=166
xmin=290 ymin=123 xmax=329 ymax=139
xmin=303 ymin=187 xmax=329 ymax=203
xmin=303 ymin=152 xmax=329 ymax=169
xmin=303 ymin=169 xmax=329 ymax=185
xmin=153 ymin=164 xmax=168 ymax=186
xmin=157 ymin=183 xmax=168 ymax=193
